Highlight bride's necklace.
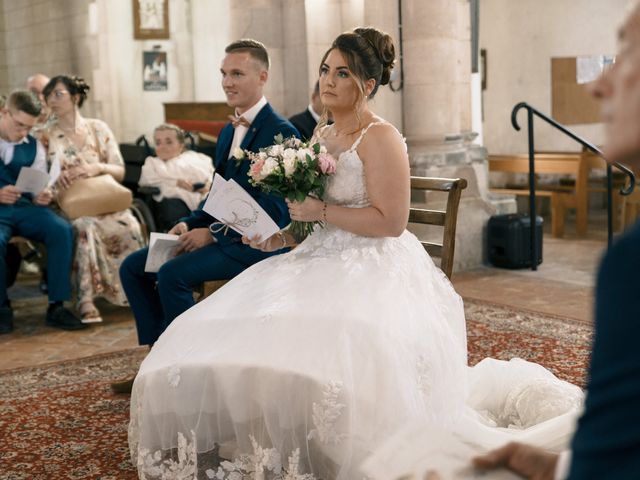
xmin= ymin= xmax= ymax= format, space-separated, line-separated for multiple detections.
xmin=332 ymin=123 xmax=361 ymax=137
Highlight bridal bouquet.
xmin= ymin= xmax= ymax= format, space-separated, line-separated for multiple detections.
xmin=236 ymin=134 xmax=337 ymax=239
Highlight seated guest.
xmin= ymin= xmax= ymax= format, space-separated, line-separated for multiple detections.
xmin=474 ymin=3 xmax=640 ymax=479
xmin=0 ymin=90 xmax=83 ymax=334
xmin=288 ymin=80 xmax=323 ymax=141
xmin=26 ymin=73 xmax=51 ymax=133
xmin=112 ymin=38 xmax=299 ymax=393
xmin=43 ymin=75 xmax=144 ymax=324
xmin=138 ymin=123 xmax=214 ymax=232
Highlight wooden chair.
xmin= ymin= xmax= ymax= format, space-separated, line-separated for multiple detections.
xmin=196 ymin=176 xmax=468 ymax=300
xmin=408 ymin=176 xmax=468 ymax=279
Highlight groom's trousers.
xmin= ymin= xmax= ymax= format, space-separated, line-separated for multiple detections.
xmin=120 ymin=244 xmax=247 ymax=346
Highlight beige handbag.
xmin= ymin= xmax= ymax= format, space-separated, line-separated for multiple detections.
xmin=57 ymin=174 xmax=133 ymax=220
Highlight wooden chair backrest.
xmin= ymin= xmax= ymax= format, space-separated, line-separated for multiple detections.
xmin=409 ymin=176 xmax=468 ymax=279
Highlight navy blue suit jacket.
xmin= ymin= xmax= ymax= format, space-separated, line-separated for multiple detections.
xmin=182 ymin=102 xmax=299 ymax=265
xmin=568 ymin=221 xmax=640 ymax=479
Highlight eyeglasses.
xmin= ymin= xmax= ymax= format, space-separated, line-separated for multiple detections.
xmin=47 ymin=89 xmax=69 ymax=100
xmin=7 ymin=110 xmax=35 ymax=132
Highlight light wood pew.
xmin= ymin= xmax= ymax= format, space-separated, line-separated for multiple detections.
xmin=489 ymin=154 xmax=588 ymax=238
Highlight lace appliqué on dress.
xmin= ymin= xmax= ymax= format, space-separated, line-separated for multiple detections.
xmin=138 ymin=431 xmax=197 ymax=479
xmin=307 ymin=381 xmax=347 ymax=445
xmin=206 ymin=435 xmax=316 ymax=480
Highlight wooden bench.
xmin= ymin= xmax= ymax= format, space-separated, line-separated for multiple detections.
xmin=489 ymin=154 xmax=588 ymax=238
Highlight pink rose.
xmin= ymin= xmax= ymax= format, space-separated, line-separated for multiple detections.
xmin=318 ymin=152 xmax=337 ymax=175
xmin=250 ymin=157 xmax=266 ymax=180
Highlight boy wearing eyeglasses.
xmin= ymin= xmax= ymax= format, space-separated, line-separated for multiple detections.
xmin=0 ymin=90 xmax=84 ymax=333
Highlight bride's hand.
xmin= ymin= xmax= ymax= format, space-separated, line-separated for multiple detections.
xmin=286 ymin=197 xmax=324 ymax=222
xmin=242 ymin=233 xmax=284 ymax=252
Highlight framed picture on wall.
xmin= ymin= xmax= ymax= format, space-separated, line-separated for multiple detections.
xmin=143 ymin=51 xmax=168 ymax=91
xmin=133 ymin=0 xmax=169 ymax=40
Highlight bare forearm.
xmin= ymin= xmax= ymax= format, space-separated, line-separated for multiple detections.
xmin=99 ymin=163 xmax=125 ymax=182
xmin=324 ymin=203 xmax=407 ymax=238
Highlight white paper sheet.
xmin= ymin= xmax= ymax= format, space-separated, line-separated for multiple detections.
xmin=361 ymin=422 xmax=523 ymax=480
xmin=15 ymin=167 xmax=50 ymax=195
xmin=203 ymin=174 xmax=280 ymax=242
xmin=144 ymin=232 xmax=180 ymax=273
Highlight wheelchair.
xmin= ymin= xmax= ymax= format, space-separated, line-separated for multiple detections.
xmin=120 ymin=132 xmax=215 ymax=241
xmin=120 ymin=136 xmax=158 ymax=242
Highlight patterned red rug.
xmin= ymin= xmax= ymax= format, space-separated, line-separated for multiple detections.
xmin=0 ymin=299 xmax=592 ymax=479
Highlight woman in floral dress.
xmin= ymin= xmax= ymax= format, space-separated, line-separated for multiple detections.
xmin=43 ymin=75 xmax=143 ymax=323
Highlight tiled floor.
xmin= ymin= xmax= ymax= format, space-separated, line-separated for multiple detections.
xmin=0 ymin=215 xmax=610 ymax=371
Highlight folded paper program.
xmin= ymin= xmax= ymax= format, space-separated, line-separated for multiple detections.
xmin=144 ymin=233 xmax=180 ymax=273
xmin=203 ymin=174 xmax=280 ymax=242
xmin=15 ymin=167 xmax=49 ymax=195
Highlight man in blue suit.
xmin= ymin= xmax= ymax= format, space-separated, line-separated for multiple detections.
xmin=116 ymin=40 xmax=299 ymax=390
xmin=0 ymin=90 xmax=83 ymax=333
xmin=473 ymin=3 xmax=640 ymax=479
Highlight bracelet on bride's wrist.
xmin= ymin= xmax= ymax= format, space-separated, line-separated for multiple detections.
xmin=276 ymin=231 xmax=287 ymax=249
xmin=322 ymin=202 xmax=328 ymax=223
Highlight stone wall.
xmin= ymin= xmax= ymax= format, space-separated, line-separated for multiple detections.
xmin=480 ymin=0 xmax=629 ymax=154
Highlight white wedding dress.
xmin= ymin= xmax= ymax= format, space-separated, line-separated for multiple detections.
xmin=129 ymin=123 xmax=582 ymax=480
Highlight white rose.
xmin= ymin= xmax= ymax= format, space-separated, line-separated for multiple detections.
xmin=296 ymin=148 xmax=313 ymax=162
xmin=283 ymin=156 xmax=297 ymax=177
xmin=319 ymin=145 xmax=327 ymax=154
xmin=258 ymin=151 xmax=267 ymax=160
xmin=269 ymin=144 xmax=284 ymax=157
xmin=261 ymin=157 xmax=279 ymax=177
xmin=232 ymin=147 xmax=244 ymax=159
xmin=282 ymin=148 xmax=297 ymax=162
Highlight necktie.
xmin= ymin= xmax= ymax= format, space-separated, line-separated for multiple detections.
xmin=228 ymin=115 xmax=251 ymax=128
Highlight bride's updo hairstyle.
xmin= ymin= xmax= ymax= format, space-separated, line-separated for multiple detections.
xmin=320 ymin=27 xmax=395 ymax=104
xmin=43 ymin=75 xmax=91 ymax=108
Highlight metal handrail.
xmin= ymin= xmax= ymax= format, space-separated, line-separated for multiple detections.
xmin=510 ymin=102 xmax=636 ymax=269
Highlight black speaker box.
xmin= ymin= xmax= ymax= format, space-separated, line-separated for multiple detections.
xmin=488 ymin=214 xmax=543 ymax=268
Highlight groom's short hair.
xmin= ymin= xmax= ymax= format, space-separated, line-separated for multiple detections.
xmin=225 ymin=39 xmax=270 ymax=71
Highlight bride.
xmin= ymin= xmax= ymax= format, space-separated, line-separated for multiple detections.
xmin=129 ymin=28 xmax=582 ymax=479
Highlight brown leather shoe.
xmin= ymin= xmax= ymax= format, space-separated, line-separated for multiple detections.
xmin=110 ymin=376 xmax=135 ymax=394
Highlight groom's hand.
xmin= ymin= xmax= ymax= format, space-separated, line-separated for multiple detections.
xmin=175 ymin=227 xmax=214 ymax=254
xmin=168 ymin=222 xmax=188 ymax=235
xmin=242 ymin=233 xmax=281 ymax=252
xmin=473 ymin=442 xmax=558 ymax=480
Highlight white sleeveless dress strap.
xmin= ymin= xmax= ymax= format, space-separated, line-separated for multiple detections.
xmin=349 ymin=121 xmax=388 ymax=152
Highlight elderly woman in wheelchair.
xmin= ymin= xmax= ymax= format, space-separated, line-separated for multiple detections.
xmin=138 ymin=123 xmax=214 ymax=232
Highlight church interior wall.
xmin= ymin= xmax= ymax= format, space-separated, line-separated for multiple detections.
xmin=480 ymin=0 xmax=629 ymax=155
xmin=0 ymin=0 xmax=628 ymax=155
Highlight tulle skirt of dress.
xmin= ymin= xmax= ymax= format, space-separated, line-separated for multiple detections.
xmin=128 ymin=227 xmax=582 ymax=479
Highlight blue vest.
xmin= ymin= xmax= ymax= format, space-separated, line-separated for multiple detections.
xmin=0 ymin=135 xmax=38 ymax=206
xmin=0 ymin=135 xmax=38 ymax=189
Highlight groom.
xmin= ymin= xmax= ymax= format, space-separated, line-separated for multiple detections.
xmin=474 ymin=3 xmax=640 ymax=479
xmin=116 ymin=39 xmax=299 ymax=390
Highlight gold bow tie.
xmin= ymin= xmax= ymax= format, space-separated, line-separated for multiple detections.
xmin=228 ymin=115 xmax=251 ymax=128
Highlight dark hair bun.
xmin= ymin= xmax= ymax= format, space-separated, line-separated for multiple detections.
xmin=354 ymin=27 xmax=395 ymax=85
xmin=70 ymin=76 xmax=91 ymax=96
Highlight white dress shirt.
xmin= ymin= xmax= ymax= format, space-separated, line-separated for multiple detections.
xmin=307 ymin=104 xmax=321 ymax=123
xmin=0 ymin=135 xmax=47 ymax=171
xmin=228 ymin=96 xmax=268 ymax=159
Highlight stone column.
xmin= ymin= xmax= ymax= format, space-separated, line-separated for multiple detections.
xmin=229 ymin=0 xmax=309 ymax=116
xmin=402 ymin=0 xmax=495 ymax=271
xmin=363 ymin=0 xmax=402 ymax=128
